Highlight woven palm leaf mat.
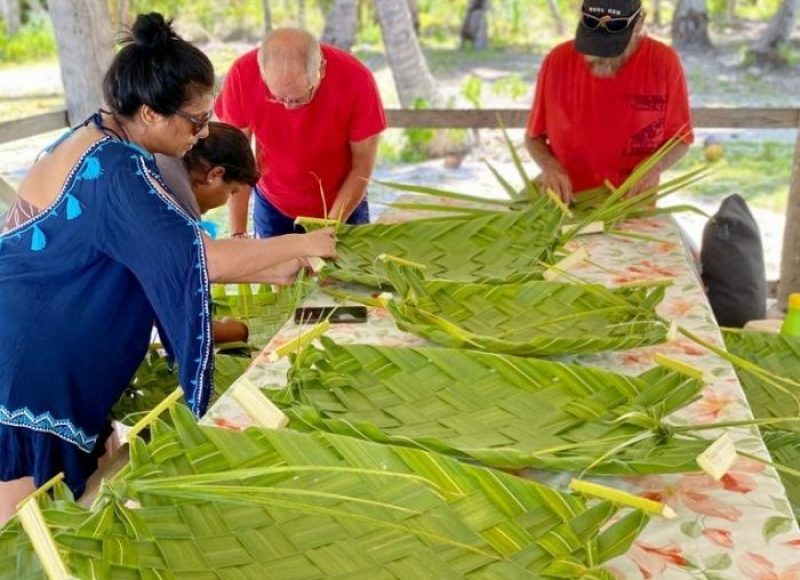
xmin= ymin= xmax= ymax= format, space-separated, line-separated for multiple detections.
xmin=722 ymin=329 xmax=800 ymax=521
xmin=111 ymin=349 xmax=252 ymax=426
xmin=314 ymin=202 xmax=564 ymax=287
xmin=379 ymin=262 xmax=670 ymax=356
xmin=270 ymin=338 xmax=709 ymax=474
xmin=213 ymin=282 xmax=308 ymax=348
xmin=0 ymin=403 xmax=649 ymax=579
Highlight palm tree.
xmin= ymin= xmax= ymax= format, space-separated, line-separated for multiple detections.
xmin=49 ymin=0 xmax=114 ymax=123
xmin=322 ymin=0 xmax=358 ymax=51
xmin=671 ymin=0 xmax=712 ymax=51
xmin=460 ymin=0 xmax=491 ymax=49
xmin=262 ymin=0 xmax=272 ymax=32
xmin=373 ymin=0 xmax=439 ymax=108
xmin=0 ymin=0 xmax=21 ymax=35
xmin=373 ymin=0 xmax=472 ymax=160
xmin=748 ymin=0 xmax=800 ymax=67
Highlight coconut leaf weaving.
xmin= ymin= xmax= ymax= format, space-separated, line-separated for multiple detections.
xmin=272 ymin=338 xmax=709 ymax=475
xmin=380 ymin=134 xmax=708 ymax=232
xmin=0 ymin=403 xmax=650 ymax=579
xmin=111 ymin=348 xmax=252 ymax=426
xmin=311 ymin=204 xmax=564 ymax=287
xmin=722 ymin=329 xmax=800 ymax=520
xmin=212 ymin=282 xmax=308 ymax=347
xmin=380 ymin=262 xmax=669 ymax=356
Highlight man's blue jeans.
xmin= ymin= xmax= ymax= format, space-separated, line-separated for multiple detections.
xmin=252 ymin=188 xmax=370 ymax=238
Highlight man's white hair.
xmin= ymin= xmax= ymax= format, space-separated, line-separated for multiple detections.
xmin=258 ymin=28 xmax=322 ymax=84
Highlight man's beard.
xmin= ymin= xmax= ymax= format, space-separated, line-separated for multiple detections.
xmin=583 ymin=35 xmax=641 ymax=78
xmin=584 ymin=54 xmax=626 ymax=77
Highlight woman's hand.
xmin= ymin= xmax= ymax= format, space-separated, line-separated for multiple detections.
xmin=301 ymin=227 xmax=337 ymax=259
xmin=267 ymin=258 xmax=306 ymax=285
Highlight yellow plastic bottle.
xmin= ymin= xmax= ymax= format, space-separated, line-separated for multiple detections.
xmin=781 ymin=293 xmax=800 ymax=337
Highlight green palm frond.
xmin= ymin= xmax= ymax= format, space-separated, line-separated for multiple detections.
xmin=722 ymin=328 xmax=800 ymax=520
xmin=212 ymin=282 xmax=309 ymax=347
xmin=378 ymin=262 xmax=669 ymax=356
xmin=272 ymin=338 xmax=708 ymax=474
xmin=303 ymin=203 xmax=564 ymax=287
xmin=1 ymin=403 xmax=650 ymax=579
xmin=378 ymin=134 xmax=708 ymax=231
xmin=111 ymin=348 xmax=252 ymax=426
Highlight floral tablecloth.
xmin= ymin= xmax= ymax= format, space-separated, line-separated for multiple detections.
xmin=204 ymin=204 xmax=800 ymax=578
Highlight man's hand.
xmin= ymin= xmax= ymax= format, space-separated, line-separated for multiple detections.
xmin=625 ymin=168 xmax=660 ymax=199
xmin=536 ymin=166 xmax=574 ymax=204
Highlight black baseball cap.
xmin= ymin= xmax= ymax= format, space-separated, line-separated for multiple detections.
xmin=575 ymin=0 xmax=642 ymax=58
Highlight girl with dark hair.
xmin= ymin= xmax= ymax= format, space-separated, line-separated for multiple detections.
xmin=157 ymin=121 xmax=260 ymax=221
xmin=0 ymin=13 xmax=335 ymax=523
xmin=157 ymin=121 xmax=262 ymax=344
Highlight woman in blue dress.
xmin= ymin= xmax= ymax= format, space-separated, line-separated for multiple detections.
xmin=0 ymin=13 xmax=336 ymax=523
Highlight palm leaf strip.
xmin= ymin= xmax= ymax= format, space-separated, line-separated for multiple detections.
xmin=0 ymin=403 xmax=650 ymax=579
xmin=722 ymin=328 xmax=800 ymax=521
xmin=269 ymin=337 xmax=711 ymax=475
xmin=374 ymin=261 xmax=669 ymax=356
xmin=302 ymin=203 xmax=564 ymax=288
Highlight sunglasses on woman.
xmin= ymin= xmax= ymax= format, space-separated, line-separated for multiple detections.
xmin=174 ymin=109 xmax=213 ymax=135
xmin=581 ymin=7 xmax=641 ymax=33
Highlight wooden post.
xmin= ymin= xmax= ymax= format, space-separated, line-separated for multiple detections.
xmin=777 ymin=118 xmax=800 ymax=310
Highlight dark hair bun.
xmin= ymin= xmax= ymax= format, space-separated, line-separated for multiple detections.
xmin=130 ymin=13 xmax=177 ymax=49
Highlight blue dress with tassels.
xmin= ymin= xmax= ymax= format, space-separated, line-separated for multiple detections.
xmin=0 ymin=116 xmax=214 ymax=497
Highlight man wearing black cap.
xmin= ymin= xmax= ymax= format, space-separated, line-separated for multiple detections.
xmin=525 ymin=0 xmax=692 ymax=203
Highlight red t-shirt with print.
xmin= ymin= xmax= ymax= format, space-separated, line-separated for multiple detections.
xmin=527 ymin=37 xmax=693 ymax=193
xmin=215 ymin=44 xmax=386 ymax=218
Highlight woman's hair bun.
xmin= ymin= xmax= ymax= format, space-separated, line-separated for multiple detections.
xmin=130 ymin=12 xmax=177 ymax=49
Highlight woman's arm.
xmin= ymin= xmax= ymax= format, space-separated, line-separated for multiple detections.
xmin=205 ymin=228 xmax=336 ymax=283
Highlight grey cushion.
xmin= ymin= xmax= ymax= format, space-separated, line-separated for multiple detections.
xmin=701 ymin=194 xmax=766 ymax=327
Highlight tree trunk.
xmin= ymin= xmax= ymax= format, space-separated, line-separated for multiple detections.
xmin=777 ymin=129 xmax=800 ymax=310
xmin=653 ymin=0 xmax=663 ymax=26
xmin=374 ymin=0 xmax=439 ymax=108
xmin=117 ymin=0 xmax=130 ymax=32
xmin=374 ymin=0 xmax=471 ymax=160
xmin=748 ymin=0 xmax=800 ymax=67
xmin=262 ymin=0 xmax=272 ymax=32
xmin=27 ymin=0 xmax=46 ymax=14
xmin=460 ymin=0 xmax=490 ymax=50
xmin=671 ymin=0 xmax=713 ymax=51
xmin=321 ymin=0 xmax=357 ymax=50
xmin=407 ymin=0 xmax=420 ymax=34
xmin=48 ymin=0 xmax=114 ymax=124
xmin=726 ymin=0 xmax=737 ymax=19
xmin=0 ymin=0 xmax=21 ymax=35
xmin=297 ymin=0 xmax=306 ymax=28
xmin=546 ymin=0 xmax=565 ymax=35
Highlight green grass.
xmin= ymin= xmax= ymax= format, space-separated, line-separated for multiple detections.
xmin=670 ymin=140 xmax=793 ymax=211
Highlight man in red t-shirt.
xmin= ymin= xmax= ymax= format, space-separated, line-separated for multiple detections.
xmin=215 ymin=28 xmax=386 ymax=238
xmin=526 ymin=0 xmax=693 ymax=203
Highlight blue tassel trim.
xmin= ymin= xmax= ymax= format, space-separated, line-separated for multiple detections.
xmin=31 ymin=225 xmax=46 ymax=251
xmin=199 ymin=220 xmax=218 ymax=239
xmin=66 ymin=194 xmax=82 ymax=220
xmin=77 ymin=156 xmax=103 ymax=180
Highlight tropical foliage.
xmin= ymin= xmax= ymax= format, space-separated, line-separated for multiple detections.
xmin=304 ymin=202 xmax=564 ymax=288
xmin=376 ymin=261 xmax=670 ymax=356
xmin=722 ymin=328 xmax=800 ymax=521
xmin=0 ymin=403 xmax=649 ymax=579
xmin=269 ymin=338 xmax=713 ymax=474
